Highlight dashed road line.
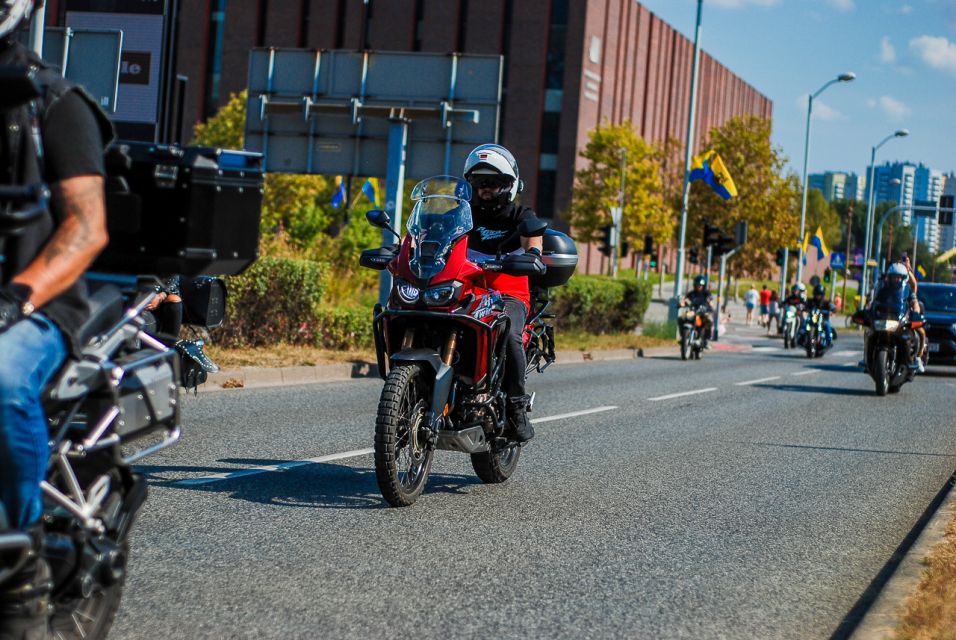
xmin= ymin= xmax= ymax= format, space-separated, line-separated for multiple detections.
xmin=648 ymin=388 xmax=718 ymax=401
xmin=735 ymin=376 xmax=781 ymax=386
xmin=792 ymin=369 xmax=817 ymax=376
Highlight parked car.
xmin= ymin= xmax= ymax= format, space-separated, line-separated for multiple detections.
xmin=917 ymin=283 xmax=956 ymax=366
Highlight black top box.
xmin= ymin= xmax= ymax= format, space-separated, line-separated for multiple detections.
xmin=95 ymin=142 xmax=263 ymax=277
xmin=531 ymin=229 xmax=578 ymax=289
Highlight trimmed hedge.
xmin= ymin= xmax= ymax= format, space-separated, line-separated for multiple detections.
xmin=550 ymin=276 xmax=653 ymax=334
xmin=219 ymin=257 xmax=326 ymax=347
xmin=313 ymin=306 xmax=375 ymax=350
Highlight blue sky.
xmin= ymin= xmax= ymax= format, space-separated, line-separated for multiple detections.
xmin=637 ymin=0 xmax=956 ymax=178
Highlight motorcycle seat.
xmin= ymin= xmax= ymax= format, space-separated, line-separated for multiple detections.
xmin=75 ymin=284 xmax=125 ymax=347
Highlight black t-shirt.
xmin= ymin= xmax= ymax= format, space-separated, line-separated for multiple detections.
xmin=43 ymin=91 xmax=108 ymax=181
xmin=806 ymin=299 xmax=833 ymax=314
xmin=684 ymin=290 xmax=713 ymax=309
xmin=467 ymin=201 xmax=538 ymax=255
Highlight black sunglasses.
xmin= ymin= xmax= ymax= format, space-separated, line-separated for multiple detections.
xmin=469 ymin=175 xmax=514 ymax=190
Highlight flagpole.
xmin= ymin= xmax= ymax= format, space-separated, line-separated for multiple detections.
xmin=672 ymin=0 xmax=703 ymax=318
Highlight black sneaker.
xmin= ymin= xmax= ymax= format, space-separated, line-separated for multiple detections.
xmin=507 ymin=395 xmax=535 ymax=443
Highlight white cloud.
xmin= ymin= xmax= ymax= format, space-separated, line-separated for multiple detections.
xmin=880 ymin=36 xmax=896 ymax=63
xmin=899 ymin=4 xmax=913 ymax=14
xmin=866 ymin=98 xmax=877 ymax=108
xmin=910 ymin=35 xmax=956 ymax=76
xmin=707 ymin=0 xmax=780 ymax=7
xmin=826 ymin=0 xmax=855 ymax=11
xmin=877 ymin=95 xmax=912 ymax=120
xmin=796 ymin=95 xmax=843 ymax=121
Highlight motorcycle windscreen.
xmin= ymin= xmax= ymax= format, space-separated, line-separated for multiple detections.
xmin=406 ymin=176 xmax=473 ymax=281
xmin=872 ymin=281 xmax=907 ymax=319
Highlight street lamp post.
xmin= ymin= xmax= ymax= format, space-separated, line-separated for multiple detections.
xmin=795 ymin=72 xmax=855 ymax=284
xmin=861 ymin=129 xmax=909 ymax=304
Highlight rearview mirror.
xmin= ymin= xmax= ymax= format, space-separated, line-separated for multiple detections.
xmin=366 ymin=209 xmax=392 ymax=229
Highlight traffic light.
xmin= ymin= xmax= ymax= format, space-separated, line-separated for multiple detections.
xmin=775 ymin=249 xmax=785 ymax=266
xmin=716 ymin=233 xmax=735 ymax=255
xmin=643 ymin=234 xmax=654 ymax=256
xmin=703 ymin=221 xmax=721 ymax=247
xmin=620 ymin=241 xmax=630 ymax=259
xmin=689 ymin=248 xmax=699 ymax=264
xmin=649 ymin=255 xmax=658 ymax=270
xmin=824 ymin=267 xmax=831 ymax=283
xmin=940 ymin=195 xmax=954 ymax=226
xmin=598 ymin=225 xmax=613 ymax=256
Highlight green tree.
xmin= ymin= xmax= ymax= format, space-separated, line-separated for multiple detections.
xmin=803 ymin=188 xmax=842 ymax=251
xmin=568 ymin=120 xmax=673 ymax=250
xmin=687 ymin=115 xmax=800 ymax=277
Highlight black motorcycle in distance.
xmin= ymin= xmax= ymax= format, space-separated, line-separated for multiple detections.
xmin=678 ymin=304 xmax=709 ymax=361
xmin=855 ymin=284 xmax=924 ymax=396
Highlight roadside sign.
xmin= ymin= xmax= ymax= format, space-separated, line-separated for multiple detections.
xmin=852 ymin=249 xmax=864 ymax=267
xmin=830 ymin=252 xmax=846 ymax=270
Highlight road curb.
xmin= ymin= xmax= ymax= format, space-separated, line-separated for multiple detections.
xmin=848 ymin=475 xmax=956 ymax=639
xmin=197 ymin=346 xmax=679 ymax=392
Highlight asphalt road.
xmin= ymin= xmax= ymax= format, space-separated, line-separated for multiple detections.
xmin=110 ymin=327 xmax=956 ymax=639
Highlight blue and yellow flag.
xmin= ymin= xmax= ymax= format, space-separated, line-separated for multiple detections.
xmin=689 ymin=150 xmax=738 ymax=200
xmin=362 ymin=178 xmax=380 ymax=208
xmin=802 ymin=226 xmax=830 ymax=264
xmin=916 ymin=264 xmax=927 ymax=281
xmin=330 ymin=176 xmax=347 ymax=209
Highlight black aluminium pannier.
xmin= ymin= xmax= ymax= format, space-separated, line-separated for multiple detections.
xmin=531 ymin=229 xmax=578 ymax=289
xmin=94 ymin=142 xmax=263 ymax=277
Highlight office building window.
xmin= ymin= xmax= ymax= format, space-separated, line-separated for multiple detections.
xmin=203 ymin=0 xmax=227 ymax=118
xmin=537 ymin=169 xmax=557 ymax=218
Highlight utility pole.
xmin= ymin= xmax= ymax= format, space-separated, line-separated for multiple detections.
xmin=841 ymin=203 xmax=853 ymax=309
xmin=614 ymin=147 xmax=627 ymax=279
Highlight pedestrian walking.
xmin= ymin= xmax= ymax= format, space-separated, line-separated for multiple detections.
xmin=744 ymin=284 xmax=758 ymax=326
xmin=767 ymin=290 xmax=779 ymax=334
xmin=834 ymin=292 xmax=843 ymax=314
xmin=758 ymin=284 xmax=772 ymax=327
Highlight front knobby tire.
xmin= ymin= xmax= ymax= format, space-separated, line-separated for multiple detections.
xmin=874 ymin=349 xmax=891 ymax=396
xmin=680 ymin=329 xmax=690 ymax=361
xmin=374 ymin=364 xmax=434 ymax=507
xmin=471 ymin=442 xmax=521 ymax=483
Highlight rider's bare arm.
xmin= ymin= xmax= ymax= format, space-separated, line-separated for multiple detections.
xmin=521 ymin=235 xmax=543 ymax=252
xmin=12 ymin=175 xmax=108 ymax=307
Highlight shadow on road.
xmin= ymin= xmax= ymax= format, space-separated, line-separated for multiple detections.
xmin=752 ymin=383 xmax=871 ymax=396
xmin=141 ymin=459 xmax=482 ymax=510
xmin=921 ymin=368 xmax=956 ymax=378
xmin=732 ymin=440 xmax=956 ymax=458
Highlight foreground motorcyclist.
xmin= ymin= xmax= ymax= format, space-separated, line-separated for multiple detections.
xmin=900 ymin=254 xmax=927 ymax=372
xmin=0 ymin=2 xmax=113 ymax=635
xmin=463 ymin=144 xmax=543 ymax=443
xmin=680 ymin=275 xmax=714 ymax=347
xmin=802 ymin=283 xmax=836 ymax=345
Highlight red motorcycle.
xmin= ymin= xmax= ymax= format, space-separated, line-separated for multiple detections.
xmin=360 ymin=176 xmax=577 ymax=506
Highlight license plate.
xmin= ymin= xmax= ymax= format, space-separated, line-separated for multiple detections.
xmin=928 ymin=343 xmax=941 ymax=353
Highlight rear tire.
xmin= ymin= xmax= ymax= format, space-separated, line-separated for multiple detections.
xmin=874 ymin=349 xmax=890 ymax=396
xmin=374 ymin=365 xmax=434 ymax=507
xmin=49 ymin=544 xmax=127 ymax=640
xmin=471 ymin=443 xmax=521 ymax=483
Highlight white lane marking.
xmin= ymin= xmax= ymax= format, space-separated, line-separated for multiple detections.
xmin=648 ymin=388 xmax=718 ymax=401
xmin=175 ymin=448 xmax=375 ymax=486
xmin=735 ymin=376 xmax=781 ymax=386
xmin=751 ymin=346 xmax=780 ymax=352
xmin=792 ymin=369 xmax=817 ymax=376
xmin=534 ymin=406 xmax=618 ymax=424
xmin=834 ymin=350 xmax=858 ymax=357
xmin=843 ymin=361 xmax=859 ymax=367
xmin=174 ymin=406 xmax=620 ymax=487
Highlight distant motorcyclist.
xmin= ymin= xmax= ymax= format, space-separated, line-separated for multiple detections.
xmin=463 ymin=144 xmax=543 ymax=443
xmin=804 ymin=283 xmax=836 ymax=344
xmin=782 ymin=283 xmax=806 ymax=308
xmin=680 ymin=275 xmax=714 ymax=347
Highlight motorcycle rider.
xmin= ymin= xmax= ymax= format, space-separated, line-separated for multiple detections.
xmin=463 ymin=144 xmax=543 ymax=443
xmin=803 ymin=283 xmax=836 ymax=346
xmin=680 ymin=275 xmax=714 ymax=347
xmin=0 ymin=2 xmax=113 ymax=635
xmin=899 ymin=254 xmax=927 ymax=372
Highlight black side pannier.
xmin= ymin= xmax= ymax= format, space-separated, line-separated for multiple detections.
xmin=95 ymin=142 xmax=263 ymax=277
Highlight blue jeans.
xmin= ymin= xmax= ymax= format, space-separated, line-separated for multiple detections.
xmin=0 ymin=315 xmax=67 ymax=529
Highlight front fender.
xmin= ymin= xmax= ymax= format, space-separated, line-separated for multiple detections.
xmin=390 ymin=349 xmax=454 ymax=423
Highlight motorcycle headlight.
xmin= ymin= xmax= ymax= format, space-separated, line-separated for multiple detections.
xmin=396 ymin=282 xmax=420 ymax=304
xmin=423 ymin=281 xmax=462 ymax=306
xmin=683 ymin=309 xmax=695 ymax=320
xmin=873 ymin=319 xmax=900 ymax=332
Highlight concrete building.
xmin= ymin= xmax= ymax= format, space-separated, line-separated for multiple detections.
xmin=937 ymin=174 xmax=955 ymax=252
xmin=866 ymin=161 xmax=945 ymax=253
xmin=808 ymin=171 xmax=866 ymax=202
xmin=49 ymin=1 xmax=770 ymax=219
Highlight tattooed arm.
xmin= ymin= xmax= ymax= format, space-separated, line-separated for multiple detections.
xmin=11 ymin=175 xmax=109 ymax=307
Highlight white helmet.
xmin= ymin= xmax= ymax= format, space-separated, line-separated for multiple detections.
xmin=796 ymin=282 xmax=807 ymax=293
xmin=887 ymin=263 xmax=908 ymax=278
xmin=463 ymin=144 xmax=523 ymax=203
xmin=0 ymin=0 xmax=36 ymax=40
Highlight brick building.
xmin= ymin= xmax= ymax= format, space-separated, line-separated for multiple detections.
xmin=48 ymin=0 xmax=771 ymax=267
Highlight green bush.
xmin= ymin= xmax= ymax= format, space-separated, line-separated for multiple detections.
xmin=313 ymin=306 xmax=375 ymax=350
xmin=219 ymin=256 xmax=325 ymax=347
xmin=550 ymin=276 xmax=653 ymax=334
xmin=641 ymin=320 xmax=677 ymax=340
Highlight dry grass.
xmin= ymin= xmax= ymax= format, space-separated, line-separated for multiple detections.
xmin=205 ymin=343 xmax=376 ymax=369
xmin=893 ymin=510 xmax=956 ymax=640
xmin=558 ymin=330 xmax=673 ymax=351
